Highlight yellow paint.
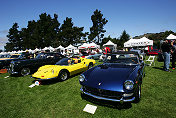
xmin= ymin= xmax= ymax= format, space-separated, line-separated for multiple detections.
xmin=32 ymin=58 xmax=96 ymax=79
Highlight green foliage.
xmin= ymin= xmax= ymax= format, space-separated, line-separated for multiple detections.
xmin=88 ymin=9 xmax=108 ymax=44
xmin=5 ymin=23 xmax=22 ymax=51
xmin=101 ymin=35 xmax=119 ymax=47
xmin=5 ymin=13 xmax=85 ymax=51
xmin=119 ymin=30 xmax=130 ymax=48
xmin=59 ymin=17 xmax=84 ymax=47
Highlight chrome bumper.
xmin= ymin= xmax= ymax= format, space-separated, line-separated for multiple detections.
xmin=80 ymin=88 xmax=135 ymax=102
xmin=8 ymin=70 xmax=18 ymax=75
xmin=31 ymin=76 xmax=57 ymax=81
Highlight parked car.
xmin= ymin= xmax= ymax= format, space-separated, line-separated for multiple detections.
xmin=130 ymin=49 xmax=146 ymax=60
xmin=86 ymin=53 xmax=102 ymax=60
xmin=79 ymin=51 xmax=145 ymax=103
xmin=0 ymin=54 xmax=22 ymax=71
xmin=32 ymin=57 xmax=96 ymax=81
xmin=0 ymin=54 xmax=21 ymax=60
xmin=8 ymin=53 xmax=65 ymax=76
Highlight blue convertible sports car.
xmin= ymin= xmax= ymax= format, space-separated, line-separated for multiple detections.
xmin=79 ymin=51 xmax=145 ymax=103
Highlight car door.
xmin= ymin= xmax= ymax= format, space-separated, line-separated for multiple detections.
xmin=79 ymin=58 xmax=89 ymax=72
xmin=70 ymin=61 xmax=86 ymax=75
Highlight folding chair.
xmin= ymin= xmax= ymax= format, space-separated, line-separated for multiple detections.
xmin=146 ymin=56 xmax=155 ymax=66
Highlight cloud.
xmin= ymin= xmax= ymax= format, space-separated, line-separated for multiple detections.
xmin=0 ymin=30 xmax=8 ymax=34
xmin=0 ymin=37 xmax=8 ymax=46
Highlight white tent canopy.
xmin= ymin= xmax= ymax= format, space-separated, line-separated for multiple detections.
xmin=89 ymin=42 xmax=100 ymax=48
xmin=79 ymin=42 xmax=100 ymax=49
xmin=103 ymin=40 xmax=117 ymax=51
xmin=66 ymin=44 xmax=77 ymax=50
xmin=166 ymin=34 xmax=176 ymax=40
xmin=35 ymin=48 xmax=40 ymax=52
xmin=135 ymin=37 xmax=153 ymax=46
xmin=103 ymin=40 xmax=116 ymax=46
xmin=42 ymin=47 xmax=49 ymax=50
xmin=78 ymin=43 xmax=89 ymax=49
xmin=42 ymin=46 xmax=55 ymax=52
xmin=124 ymin=37 xmax=153 ymax=47
xmin=124 ymin=39 xmax=138 ymax=47
xmin=56 ymin=45 xmax=64 ymax=50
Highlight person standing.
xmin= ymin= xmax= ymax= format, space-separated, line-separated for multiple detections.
xmin=171 ymin=40 xmax=176 ymax=70
xmin=161 ymin=39 xmax=172 ymax=72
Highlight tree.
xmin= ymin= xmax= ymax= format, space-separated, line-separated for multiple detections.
xmin=20 ymin=20 xmax=37 ymax=50
xmin=36 ymin=13 xmax=60 ymax=48
xmin=20 ymin=13 xmax=60 ymax=49
xmin=119 ymin=30 xmax=130 ymax=47
xmin=101 ymin=35 xmax=119 ymax=48
xmin=5 ymin=23 xmax=22 ymax=51
xmin=59 ymin=17 xmax=84 ymax=47
xmin=88 ymin=9 xmax=108 ymax=44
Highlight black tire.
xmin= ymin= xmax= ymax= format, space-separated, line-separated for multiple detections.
xmin=88 ymin=63 xmax=93 ymax=69
xmin=20 ymin=67 xmax=31 ymax=76
xmin=58 ymin=70 xmax=69 ymax=81
xmin=134 ymin=85 xmax=141 ymax=103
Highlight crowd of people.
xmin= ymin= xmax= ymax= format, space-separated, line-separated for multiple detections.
xmin=161 ymin=39 xmax=176 ymax=72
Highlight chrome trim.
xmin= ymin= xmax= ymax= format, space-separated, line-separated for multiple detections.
xmin=32 ymin=77 xmax=57 ymax=81
xmin=9 ymin=71 xmax=18 ymax=75
xmin=80 ymin=87 xmax=135 ymax=102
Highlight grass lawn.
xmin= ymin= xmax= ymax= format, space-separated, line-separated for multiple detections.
xmin=0 ymin=59 xmax=176 ymax=118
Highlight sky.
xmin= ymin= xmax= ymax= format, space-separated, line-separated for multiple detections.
xmin=0 ymin=0 xmax=176 ymax=50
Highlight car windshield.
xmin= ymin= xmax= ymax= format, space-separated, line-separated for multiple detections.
xmin=36 ymin=53 xmax=47 ymax=59
xmin=0 ymin=54 xmax=9 ymax=58
xmin=55 ymin=58 xmax=69 ymax=65
xmin=104 ymin=54 xmax=139 ymax=64
xmin=10 ymin=55 xmax=21 ymax=58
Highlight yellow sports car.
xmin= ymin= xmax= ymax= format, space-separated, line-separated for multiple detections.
xmin=32 ymin=57 xmax=96 ymax=81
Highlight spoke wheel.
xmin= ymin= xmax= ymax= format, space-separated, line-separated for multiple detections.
xmin=59 ymin=70 xmax=68 ymax=81
xmin=21 ymin=68 xmax=30 ymax=76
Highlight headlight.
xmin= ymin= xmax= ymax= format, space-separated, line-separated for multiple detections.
xmin=79 ymin=74 xmax=85 ymax=82
xmin=124 ymin=80 xmax=134 ymax=90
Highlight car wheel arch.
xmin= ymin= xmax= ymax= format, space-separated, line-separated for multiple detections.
xmin=58 ymin=69 xmax=70 ymax=81
xmin=20 ymin=66 xmax=31 ymax=76
xmin=88 ymin=62 xmax=93 ymax=68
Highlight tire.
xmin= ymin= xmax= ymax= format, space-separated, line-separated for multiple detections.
xmin=58 ymin=70 xmax=69 ymax=81
xmin=88 ymin=63 xmax=93 ymax=69
xmin=21 ymin=67 xmax=31 ymax=76
xmin=134 ymin=85 xmax=141 ymax=103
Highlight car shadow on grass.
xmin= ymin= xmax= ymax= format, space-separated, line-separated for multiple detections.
xmin=81 ymin=93 xmax=132 ymax=110
xmin=31 ymin=72 xmax=82 ymax=85
xmin=152 ymin=67 xmax=164 ymax=71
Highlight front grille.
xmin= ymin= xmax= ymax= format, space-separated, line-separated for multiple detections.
xmin=83 ymin=86 xmax=123 ymax=99
xmin=9 ymin=63 xmax=14 ymax=72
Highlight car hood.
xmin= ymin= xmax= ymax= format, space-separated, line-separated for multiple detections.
xmin=82 ymin=64 xmax=138 ymax=92
xmin=32 ymin=65 xmax=61 ymax=79
xmin=0 ymin=58 xmax=15 ymax=60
